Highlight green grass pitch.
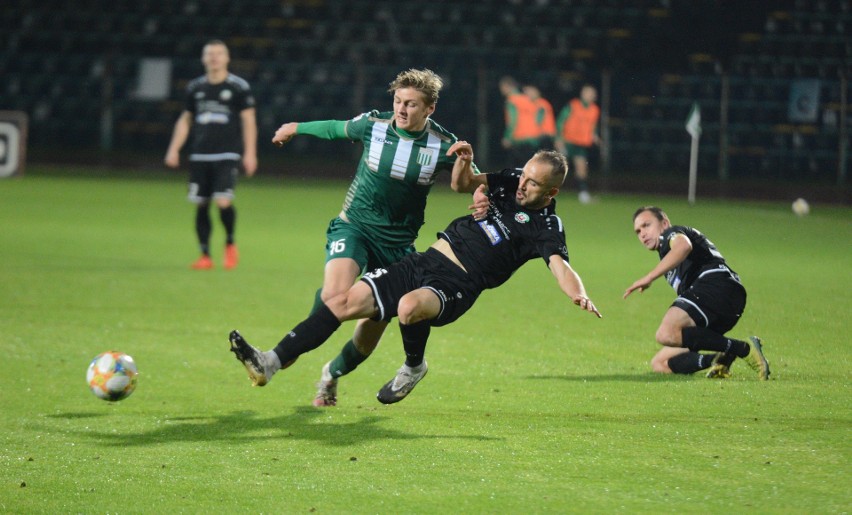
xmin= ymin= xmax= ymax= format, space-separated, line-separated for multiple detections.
xmin=1 ymin=166 xmax=849 ymax=512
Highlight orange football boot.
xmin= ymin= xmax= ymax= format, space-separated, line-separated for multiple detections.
xmin=224 ymin=244 xmax=239 ymax=270
xmin=191 ymin=255 xmax=214 ymax=270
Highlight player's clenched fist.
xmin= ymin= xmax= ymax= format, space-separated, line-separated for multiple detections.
xmin=273 ymin=122 xmax=298 ymax=147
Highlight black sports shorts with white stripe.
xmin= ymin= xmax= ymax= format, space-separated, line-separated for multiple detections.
xmin=361 ymin=248 xmax=481 ymax=327
xmin=672 ymin=267 xmax=746 ymax=334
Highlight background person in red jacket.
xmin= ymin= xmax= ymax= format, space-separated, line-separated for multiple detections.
xmin=556 ymin=84 xmax=600 ymax=204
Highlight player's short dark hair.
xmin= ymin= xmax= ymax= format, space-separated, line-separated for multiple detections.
xmin=633 ymin=206 xmax=668 ymax=222
xmin=388 ymin=69 xmax=443 ymax=105
xmin=204 ymin=39 xmax=228 ymax=49
xmin=532 ymin=150 xmax=569 ymax=187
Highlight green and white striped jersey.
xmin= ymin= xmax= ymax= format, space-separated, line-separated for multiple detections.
xmin=342 ymin=110 xmax=461 ymax=247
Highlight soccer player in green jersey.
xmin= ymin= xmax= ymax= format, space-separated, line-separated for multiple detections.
xmin=272 ymin=69 xmax=482 ymax=407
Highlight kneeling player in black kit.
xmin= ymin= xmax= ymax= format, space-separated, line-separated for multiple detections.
xmin=229 ymin=143 xmax=601 ymax=404
xmin=624 ymin=206 xmax=770 ymax=379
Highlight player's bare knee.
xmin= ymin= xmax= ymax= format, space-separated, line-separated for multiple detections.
xmin=655 ymin=326 xmax=680 ymax=346
xmin=396 ymin=300 xmax=417 ymax=325
xmin=323 ymin=293 xmax=348 ymax=317
xmin=397 ymin=296 xmax=425 ymax=325
xmin=320 ymin=284 xmax=349 ymax=303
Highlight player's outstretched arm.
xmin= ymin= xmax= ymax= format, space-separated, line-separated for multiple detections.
xmin=273 ymin=120 xmax=350 ymax=147
xmin=623 ymin=233 xmax=692 ymax=299
xmin=550 ymin=256 xmax=602 ymax=318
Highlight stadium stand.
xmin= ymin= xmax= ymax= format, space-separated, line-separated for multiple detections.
xmin=0 ymin=0 xmax=849 ymax=193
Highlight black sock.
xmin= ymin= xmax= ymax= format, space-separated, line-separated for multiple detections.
xmin=668 ymin=351 xmax=714 ymax=374
xmin=195 ymin=204 xmax=211 ymax=255
xmin=400 ymin=320 xmax=431 ymax=368
xmin=576 ymin=178 xmax=589 ymax=193
xmin=272 ymin=304 xmax=341 ymax=364
xmin=219 ymin=206 xmax=236 ymax=245
xmin=717 ymin=352 xmax=736 ymax=367
xmin=682 ymin=327 xmax=749 ymax=357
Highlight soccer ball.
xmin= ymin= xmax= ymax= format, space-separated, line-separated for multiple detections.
xmin=86 ymin=351 xmax=138 ymax=401
xmin=792 ymin=197 xmax=810 ymax=217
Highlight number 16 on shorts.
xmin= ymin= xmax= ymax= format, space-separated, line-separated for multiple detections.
xmin=329 ymin=239 xmax=346 ymax=256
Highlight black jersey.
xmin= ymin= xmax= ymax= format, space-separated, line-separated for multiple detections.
xmin=659 ymin=225 xmax=736 ymax=295
xmin=184 ymin=73 xmax=255 ymax=160
xmin=438 ymin=169 xmax=570 ymax=290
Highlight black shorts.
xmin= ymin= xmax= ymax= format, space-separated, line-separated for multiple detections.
xmin=360 ymin=248 xmax=481 ymax=327
xmin=672 ymin=269 xmax=747 ymax=334
xmin=188 ymin=159 xmax=239 ymax=203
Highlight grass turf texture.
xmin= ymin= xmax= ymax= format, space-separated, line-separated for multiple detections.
xmin=1 ymin=166 xmax=849 ymax=513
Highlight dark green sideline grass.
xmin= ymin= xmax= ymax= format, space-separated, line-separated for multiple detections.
xmin=0 ymin=166 xmax=849 ymax=513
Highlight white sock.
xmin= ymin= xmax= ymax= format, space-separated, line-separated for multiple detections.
xmin=264 ymin=351 xmax=282 ymax=372
xmin=406 ymin=361 xmax=426 ymax=373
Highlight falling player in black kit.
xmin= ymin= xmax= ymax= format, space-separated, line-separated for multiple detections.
xmin=624 ymin=206 xmax=770 ymax=380
xmin=229 ymin=143 xmax=601 ymax=403
xmin=165 ymin=40 xmax=258 ymax=270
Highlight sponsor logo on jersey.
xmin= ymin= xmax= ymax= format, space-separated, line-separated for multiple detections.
xmin=665 ymin=270 xmax=681 ymax=291
xmin=477 ymin=220 xmax=502 ymax=245
xmin=220 ymin=89 xmax=232 ymax=101
xmin=372 ymin=136 xmax=393 ymax=146
xmin=196 ymin=112 xmax=229 ymax=125
xmin=416 ymin=148 xmax=436 ymax=166
xmin=514 ymin=212 xmax=530 ymax=223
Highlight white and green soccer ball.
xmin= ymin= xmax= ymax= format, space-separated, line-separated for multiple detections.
xmin=86 ymin=351 xmax=138 ymax=401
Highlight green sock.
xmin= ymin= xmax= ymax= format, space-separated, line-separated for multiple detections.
xmin=328 ymin=340 xmax=369 ymax=379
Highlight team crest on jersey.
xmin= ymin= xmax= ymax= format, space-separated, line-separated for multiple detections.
xmin=514 ymin=212 xmax=530 ymax=223
xmin=220 ymin=89 xmax=232 ymax=101
xmin=417 ymin=148 xmax=436 ymax=166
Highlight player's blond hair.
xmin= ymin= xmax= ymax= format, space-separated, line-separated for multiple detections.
xmin=387 ymin=69 xmax=443 ymax=105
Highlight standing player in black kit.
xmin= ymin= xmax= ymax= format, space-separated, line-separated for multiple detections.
xmin=165 ymin=39 xmax=258 ymax=270
xmin=624 ymin=206 xmax=770 ymax=380
xmin=228 ymin=143 xmax=602 ymax=404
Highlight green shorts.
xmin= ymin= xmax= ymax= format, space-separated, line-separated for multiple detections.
xmin=324 ymin=217 xmax=415 ymax=273
xmin=564 ymin=143 xmax=591 ymax=160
